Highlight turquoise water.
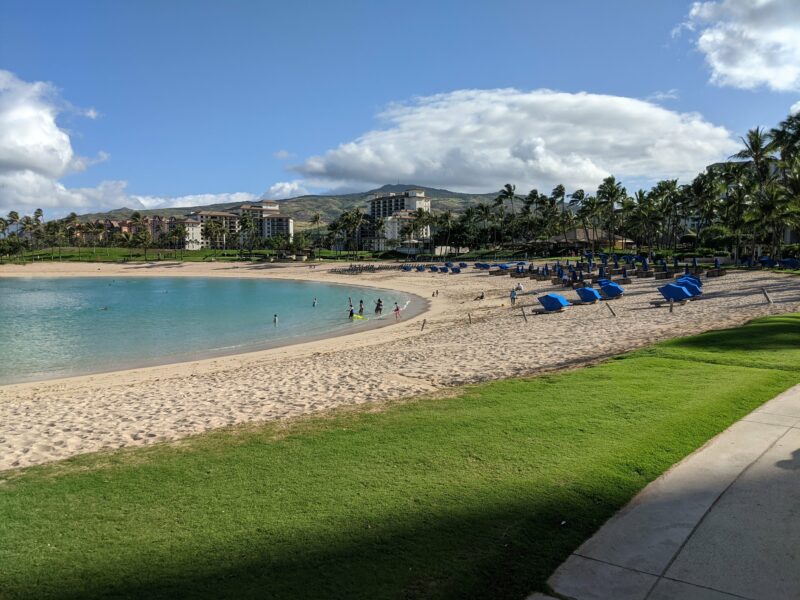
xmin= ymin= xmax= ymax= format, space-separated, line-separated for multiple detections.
xmin=0 ymin=277 xmax=419 ymax=384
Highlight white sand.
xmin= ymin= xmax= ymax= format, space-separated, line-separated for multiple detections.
xmin=1 ymin=261 xmax=798 ymax=471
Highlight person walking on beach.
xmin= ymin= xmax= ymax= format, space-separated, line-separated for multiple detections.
xmin=393 ymin=302 xmax=401 ymax=320
xmin=358 ymin=299 xmax=364 ymax=315
xmin=510 ymin=289 xmax=517 ymax=306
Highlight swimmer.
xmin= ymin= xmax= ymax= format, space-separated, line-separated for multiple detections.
xmin=273 ymin=314 xmax=278 ymax=326
xmin=312 ymin=297 xmax=317 ymax=307
xmin=358 ymin=299 xmax=364 ymax=315
xmin=348 ymin=306 xmax=355 ymax=319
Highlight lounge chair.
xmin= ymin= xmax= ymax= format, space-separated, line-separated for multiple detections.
xmin=537 ymin=293 xmax=571 ymax=313
xmin=576 ymin=287 xmax=602 ymax=304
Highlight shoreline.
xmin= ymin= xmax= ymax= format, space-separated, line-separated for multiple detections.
xmin=1 ymin=261 xmax=799 ymax=471
xmin=0 ymin=270 xmax=429 ymax=386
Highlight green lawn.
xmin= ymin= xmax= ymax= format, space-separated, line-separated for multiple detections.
xmin=1 ymin=315 xmax=799 ymax=600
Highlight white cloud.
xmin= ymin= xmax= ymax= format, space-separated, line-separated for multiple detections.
xmin=273 ymin=149 xmax=295 ymax=160
xmin=0 ymin=70 xmax=255 ymax=219
xmin=791 ymin=100 xmax=800 ymax=115
xmin=645 ymin=89 xmax=680 ymax=102
xmin=264 ymin=180 xmax=308 ymax=199
xmin=683 ymin=0 xmax=800 ymax=91
xmin=292 ymin=88 xmax=738 ymax=194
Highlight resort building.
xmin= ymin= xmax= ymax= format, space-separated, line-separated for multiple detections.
xmin=185 ymin=203 xmax=294 ymax=250
xmin=368 ymin=188 xmax=430 ymax=219
xmin=365 ymin=189 xmax=432 ymax=251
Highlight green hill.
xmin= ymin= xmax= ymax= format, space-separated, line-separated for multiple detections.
xmin=77 ymin=185 xmax=498 ymax=227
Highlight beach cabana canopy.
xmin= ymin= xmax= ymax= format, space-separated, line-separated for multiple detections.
xmin=576 ymin=287 xmax=602 ymax=303
xmin=538 ymin=293 xmax=571 ymax=312
xmin=659 ymin=284 xmax=693 ymax=302
xmin=675 ymin=280 xmax=702 ymax=296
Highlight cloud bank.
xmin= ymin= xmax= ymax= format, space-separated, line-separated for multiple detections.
xmin=292 ymin=88 xmax=738 ymax=194
xmin=683 ymin=0 xmax=800 ymax=92
xmin=0 ymin=70 xmax=256 ymax=218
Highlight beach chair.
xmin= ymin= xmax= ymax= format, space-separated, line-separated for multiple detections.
xmin=439 ymin=266 xmax=449 ymax=273
xmin=450 ymin=267 xmax=461 ymax=274
xmin=575 ymin=287 xmax=602 ymax=304
xmin=459 ymin=262 xmax=469 ymax=269
xmin=402 ymin=265 xmax=413 ymax=272
xmin=416 ymin=265 xmax=426 ymax=272
xmin=600 ymin=283 xmax=624 ymax=299
xmin=537 ymin=293 xmax=571 ymax=313
xmin=429 ymin=266 xmax=438 ymax=273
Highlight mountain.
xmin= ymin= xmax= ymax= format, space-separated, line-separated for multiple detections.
xmin=77 ymin=185 xmax=499 ymax=228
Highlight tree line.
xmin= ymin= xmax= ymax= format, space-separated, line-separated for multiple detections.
xmin=2 ymin=112 xmax=799 ymax=261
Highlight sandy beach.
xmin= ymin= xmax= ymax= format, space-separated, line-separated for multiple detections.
xmin=1 ymin=261 xmax=799 ymax=471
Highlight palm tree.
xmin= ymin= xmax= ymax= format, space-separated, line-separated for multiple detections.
xmin=596 ymin=176 xmax=627 ymax=252
xmin=310 ymin=211 xmax=322 ymax=257
xmin=201 ymin=220 xmax=224 ymax=257
xmin=494 ymin=184 xmax=518 ymax=244
xmin=6 ymin=211 xmax=19 ymax=236
xmin=0 ymin=217 xmax=6 ymax=239
xmin=476 ymin=203 xmax=492 ymax=249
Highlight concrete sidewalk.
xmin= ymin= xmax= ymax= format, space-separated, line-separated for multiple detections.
xmin=535 ymin=384 xmax=800 ymax=600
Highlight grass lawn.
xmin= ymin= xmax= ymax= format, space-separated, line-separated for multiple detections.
xmin=1 ymin=315 xmax=799 ymax=600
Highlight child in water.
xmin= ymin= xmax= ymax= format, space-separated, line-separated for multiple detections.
xmin=348 ymin=306 xmax=355 ymax=319
xmin=393 ymin=302 xmax=401 ymax=320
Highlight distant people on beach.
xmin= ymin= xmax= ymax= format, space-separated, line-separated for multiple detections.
xmin=375 ymin=299 xmax=383 ymax=315
xmin=474 ymin=291 xmax=485 ymax=301
xmin=393 ymin=302 xmax=401 ymax=320
xmin=515 ymin=282 xmax=524 ymax=292
xmin=358 ymin=299 xmax=364 ymax=315
xmin=510 ymin=289 xmax=517 ymax=306
xmin=348 ymin=306 xmax=355 ymax=319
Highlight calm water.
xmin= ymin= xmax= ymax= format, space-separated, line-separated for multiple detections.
xmin=0 ymin=277 xmax=418 ymax=384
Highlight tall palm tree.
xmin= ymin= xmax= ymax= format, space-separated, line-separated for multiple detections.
xmin=201 ymin=219 xmax=224 ymax=257
xmin=0 ymin=217 xmax=6 ymax=239
xmin=310 ymin=211 xmax=322 ymax=257
xmin=596 ymin=176 xmax=627 ymax=252
xmin=476 ymin=203 xmax=492 ymax=249
xmin=6 ymin=211 xmax=19 ymax=236
xmin=494 ymin=184 xmax=518 ymax=244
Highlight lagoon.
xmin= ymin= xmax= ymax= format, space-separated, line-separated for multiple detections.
xmin=0 ymin=276 xmax=417 ymax=384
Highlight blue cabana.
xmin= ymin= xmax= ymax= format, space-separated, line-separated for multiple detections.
xmin=445 ymin=261 xmax=454 ymax=268
xmin=781 ymin=258 xmax=800 ymax=269
xmin=416 ymin=265 xmax=426 ymax=272
xmin=459 ymin=262 xmax=469 ymax=268
xmin=601 ymin=283 xmax=624 ymax=299
xmin=675 ymin=279 xmax=702 ymax=296
xmin=402 ymin=265 xmax=413 ymax=272
xmin=538 ymin=293 xmax=571 ymax=312
xmin=677 ymin=274 xmax=702 ymax=287
xmin=439 ymin=266 xmax=449 ymax=273
xmin=659 ymin=284 xmax=693 ymax=302
xmin=429 ymin=266 xmax=438 ymax=272
xmin=451 ymin=267 xmax=461 ymax=274
xmin=576 ymin=287 xmax=602 ymax=304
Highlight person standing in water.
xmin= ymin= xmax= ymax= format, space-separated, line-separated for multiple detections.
xmin=358 ymin=299 xmax=364 ymax=315
xmin=273 ymin=314 xmax=278 ymax=326
xmin=312 ymin=297 xmax=317 ymax=307
xmin=375 ymin=299 xmax=383 ymax=315
xmin=348 ymin=306 xmax=355 ymax=319
xmin=393 ymin=302 xmax=401 ymax=320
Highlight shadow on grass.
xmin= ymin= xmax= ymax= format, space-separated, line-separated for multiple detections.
xmin=662 ymin=314 xmax=800 ymax=353
xmin=35 ymin=492 xmax=623 ymax=600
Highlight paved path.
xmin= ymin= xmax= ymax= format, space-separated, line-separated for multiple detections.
xmin=534 ymin=384 xmax=800 ymax=600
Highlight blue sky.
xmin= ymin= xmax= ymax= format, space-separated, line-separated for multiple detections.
xmin=1 ymin=0 xmax=799 ymax=216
